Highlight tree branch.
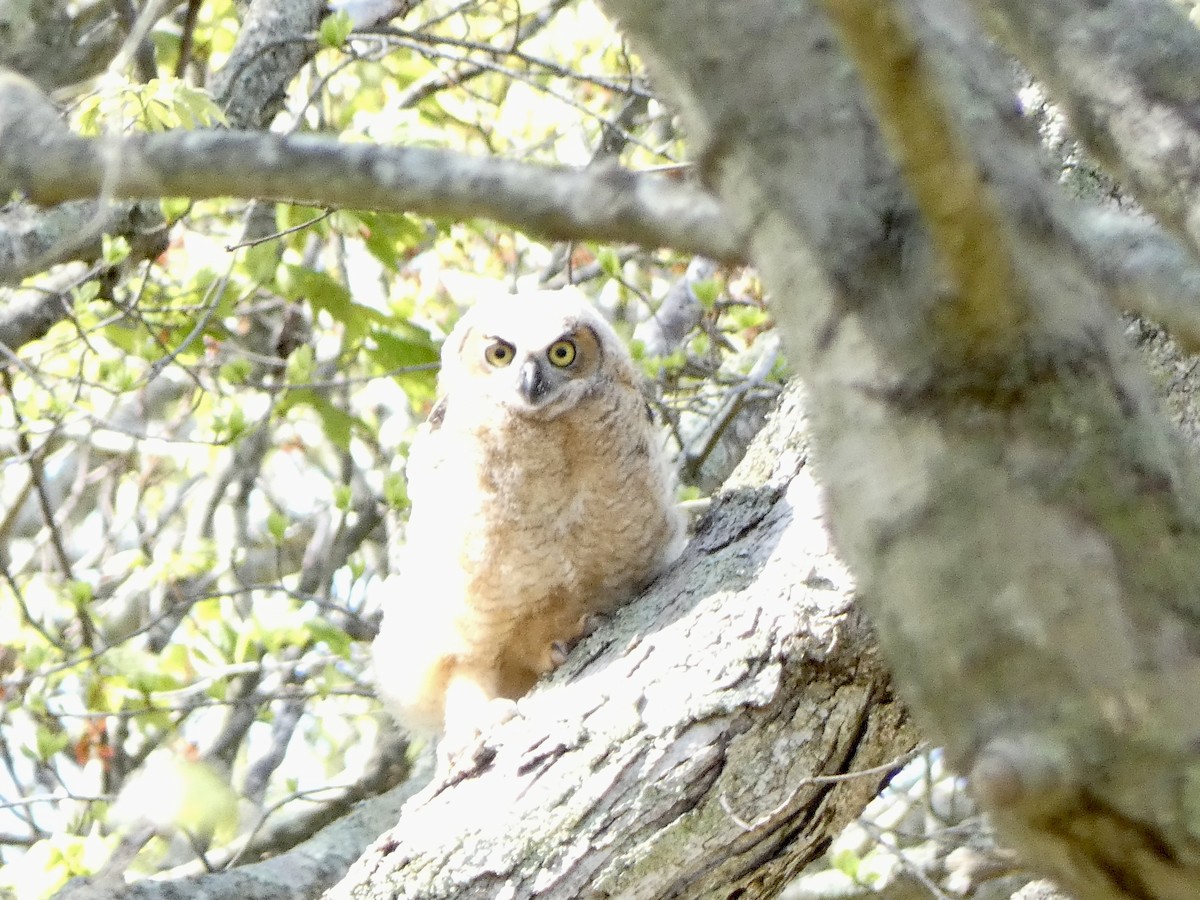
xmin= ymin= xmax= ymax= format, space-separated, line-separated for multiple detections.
xmin=209 ymin=0 xmax=327 ymax=130
xmin=331 ymin=385 xmax=918 ymax=899
xmin=816 ymin=0 xmax=1026 ymax=366
xmin=0 ymin=199 xmax=165 ymax=286
xmin=0 ymin=72 xmax=744 ymax=265
xmin=601 ymin=0 xmax=1200 ymax=898
xmin=965 ymin=0 xmax=1200 ymax=258
xmin=0 ymin=0 xmax=125 ymax=91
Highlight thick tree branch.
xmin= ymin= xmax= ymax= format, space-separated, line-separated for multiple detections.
xmin=601 ymin=1 xmax=1200 ymax=898
xmin=1071 ymin=208 xmax=1200 ymax=352
xmin=0 ymin=199 xmax=164 ymax=286
xmin=209 ymin=0 xmax=326 ymax=130
xmin=817 ymin=0 xmax=1026 ymax=366
xmin=0 ymin=0 xmax=125 ymax=91
xmin=0 ymin=72 xmax=744 ymax=266
xmin=333 ymin=384 xmax=917 ymax=900
xmin=965 ymin=0 xmax=1200 ymax=259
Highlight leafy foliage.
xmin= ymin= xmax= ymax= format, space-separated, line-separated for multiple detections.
xmin=0 ymin=0 xmax=783 ymax=894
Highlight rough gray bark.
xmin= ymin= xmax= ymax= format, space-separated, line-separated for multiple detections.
xmin=968 ymin=0 xmax=1200 ymax=258
xmin=328 ymin=384 xmax=917 ymax=900
xmin=0 ymin=0 xmax=125 ymax=91
xmin=0 ymin=72 xmax=742 ymax=275
xmin=208 ymin=0 xmax=326 ymax=130
xmin=595 ymin=1 xmax=1200 ymax=898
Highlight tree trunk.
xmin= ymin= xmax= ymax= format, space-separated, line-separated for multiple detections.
xmin=595 ymin=2 xmax=1200 ymax=899
xmin=329 ymin=384 xmax=917 ymax=899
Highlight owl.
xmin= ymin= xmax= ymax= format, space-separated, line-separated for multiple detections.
xmin=372 ymin=288 xmax=685 ymax=750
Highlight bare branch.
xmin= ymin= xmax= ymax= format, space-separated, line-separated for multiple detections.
xmin=0 ymin=72 xmax=744 ymax=264
xmin=1070 ymin=207 xmax=1200 ymax=351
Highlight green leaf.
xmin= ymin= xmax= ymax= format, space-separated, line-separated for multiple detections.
xmin=175 ymin=83 xmax=227 ymax=129
xmin=277 ymin=264 xmax=383 ymax=341
xmin=383 ymin=471 xmax=409 ymax=509
xmin=368 ymin=326 xmax=439 ymax=371
xmin=307 ymin=618 xmax=352 ymax=657
xmin=831 ymin=847 xmax=861 ymax=879
xmin=597 ymin=246 xmax=622 ymax=278
xmin=351 ymin=211 xmax=427 ymax=269
xmin=101 ymin=322 xmax=155 ymax=359
xmin=286 ymin=344 xmax=315 ymax=384
xmin=318 ymin=10 xmax=354 ymax=48
xmin=277 ymin=389 xmax=363 ymax=451
xmin=91 ymin=674 xmax=132 ymax=713
xmin=66 ymin=580 xmax=93 ymax=606
xmin=214 ymin=402 xmax=249 ymax=443
xmin=266 ymin=511 xmax=289 ymax=544
xmin=243 ymin=240 xmax=281 ymax=284
xmin=71 ymin=281 xmax=101 ymax=305
xmin=333 ymin=483 xmax=352 ymax=512
xmin=161 ymin=196 xmax=191 ymax=222
xmin=34 ymin=727 xmax=70 ymax=762
xmin=101 ymin=235 xmax=131 ymax=267
xmin=691 ymin=277 xmax=722 ymax=309
xmin=219 ymin=358 xmax=253 ymax=385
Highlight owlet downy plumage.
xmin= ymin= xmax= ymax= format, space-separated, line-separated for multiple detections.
xmin=372 ymin=288 xmax=685 ymax=747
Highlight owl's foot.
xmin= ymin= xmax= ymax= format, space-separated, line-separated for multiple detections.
xmin=548 ymin=613 xmax=606 ymax=667
xmin=549 ymin=640 xmax=570 ymax=667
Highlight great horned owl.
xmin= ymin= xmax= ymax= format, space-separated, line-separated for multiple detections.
xmin=372 ymin=289 xmax=685 ymax=745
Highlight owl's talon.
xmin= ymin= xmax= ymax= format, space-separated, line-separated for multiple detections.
xmin=578 ymin=612 xmax=604 ymax=638
xmin=549 ymin=641 xmax=571 ymax=667
xmin=548 ymin=613 xmax=605 ymax=667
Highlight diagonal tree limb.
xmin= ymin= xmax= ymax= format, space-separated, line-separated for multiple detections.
xmin=816 ymin=0 xmax=1027 ymax=368
xmin=209 ymin=0 xmax=327 ymax=130
xmin=328 ymin=384 xmax=918 ymax=900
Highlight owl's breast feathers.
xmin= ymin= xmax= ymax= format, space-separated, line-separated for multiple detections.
xmin=411 ymin=377 xmax=682 ymax=656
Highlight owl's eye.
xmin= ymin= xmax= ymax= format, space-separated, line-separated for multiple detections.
xmin=547 ymin=339 xmax=577 ymax=368
xmin=485 ymin=340 xmax=515 ymax=367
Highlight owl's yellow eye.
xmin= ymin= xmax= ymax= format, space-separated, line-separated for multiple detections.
xmin=547 ymin=339 xmax=577 ymax=368
xmin=485 ymin=340 xmax=515 ymax=367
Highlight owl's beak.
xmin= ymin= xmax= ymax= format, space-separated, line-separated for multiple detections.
xmin=518 ymin=358 xmax=549 ymax=405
